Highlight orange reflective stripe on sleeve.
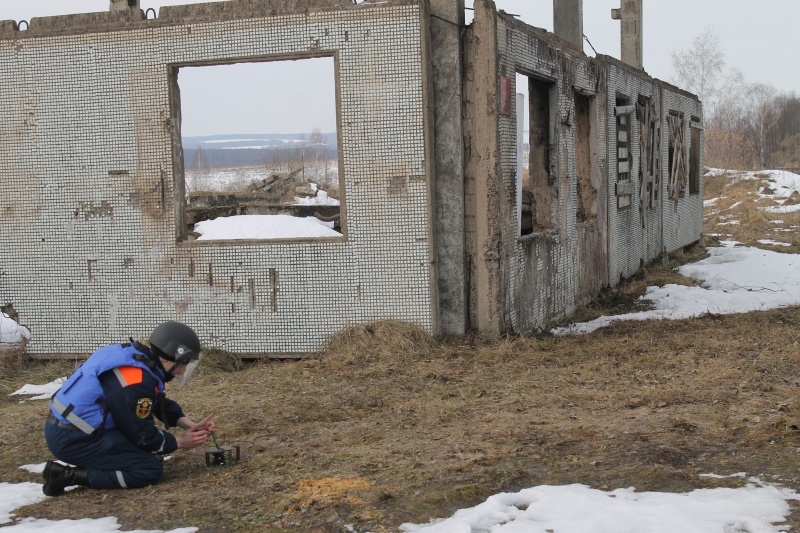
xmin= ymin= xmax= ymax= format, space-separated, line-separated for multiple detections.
xmin=113 ymin=366 xmax=144 ymax=387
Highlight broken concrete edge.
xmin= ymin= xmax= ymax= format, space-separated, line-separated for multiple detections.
xmin=495 ymin=9 xmax=702 ymax=108
xmin=157 ymin=0 xmax=355 ymax=21
xmin=498 ymin=10 xmax=586 ymax=59
xmin=595 ymin=53 xmax=701 ymax=106
xmin=0 ymin=20 xmax=16 ymax=34
xmin=0 ymin=0 xmax=421 ymax=39
xmin=1 ymin=10 xmax=144 ymax=37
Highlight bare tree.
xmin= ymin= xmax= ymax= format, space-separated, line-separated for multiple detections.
xmin=307 ymin=127 xmax=331 ymax=184
xmin=670 ymin=27 xmax=725 ymax=110
xmin=772 ymin=132 xmax=800 ymax=169
xmin=670 ymin=29 xmax=782 ymax=170
xmin=741 ymin=83 xmax=780 ymax=169
xmin=283 ymin=135 xmax=305 ymax=182
xmin=705 ymin=70 xmax=754 ymax=168
xmin=767 ymin=93 xmax=800 ymax=163
xmin=186 ymin=145 xmax=212 ymax=194
xmin=194 ymin=145 xmax=208 ymax=172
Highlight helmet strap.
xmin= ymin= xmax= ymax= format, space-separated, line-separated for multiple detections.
xmin=162 ymin=361 xmax=177 ymax=382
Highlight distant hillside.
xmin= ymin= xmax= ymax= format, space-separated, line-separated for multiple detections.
xmin=183 ymin=132 xmax=338 ymax=169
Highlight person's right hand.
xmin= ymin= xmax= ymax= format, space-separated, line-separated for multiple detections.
xmin=176 ymin=424 xmax=210 ymax=449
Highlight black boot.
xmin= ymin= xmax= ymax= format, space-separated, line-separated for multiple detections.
xmin=42 ymin=460 xmax=89 ymax=496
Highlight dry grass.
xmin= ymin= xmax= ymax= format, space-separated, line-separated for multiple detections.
xmin=0 ymin=346 xmax=29 ymax=380
xmin=704 ymin=171 xmax=800 ymax=253
xmin=5 ymin=309 xmax=800 ymax=532
xmin=322 ymin=320 xmax=435 ymax=366
xmin=2 ymin=170 xmax=800 ymax=532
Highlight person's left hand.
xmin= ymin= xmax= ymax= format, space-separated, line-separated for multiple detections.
xmin=195 ymin=413 xmax=216 ymax=434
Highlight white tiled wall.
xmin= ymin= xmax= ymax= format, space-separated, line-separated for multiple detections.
xmin=0 ymin=4 xmax=436 ymax=355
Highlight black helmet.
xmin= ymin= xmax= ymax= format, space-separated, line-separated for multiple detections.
xmin=149 ymin=321 xmax=201 ymax=365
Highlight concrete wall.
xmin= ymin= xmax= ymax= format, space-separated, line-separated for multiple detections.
xmin=0 ymin=0 xmax=704 ymax=353
xmin=429 ymin=0 xmax=468 ymax=335
xmin=660 ymin=83 xmax=705 ymax=254
xmin=464 ymin=0 xmax=502 ymax=333
xmin=464 ymin=1 xmax=703 ymax=333
xmin=0 ymin=0 xmax=438 ymax=356
xmin=466 ymin=1 xmax=609 ymax=334
xmin=605 ymin=59 xmax=662 ymax=283
xmin=604 ymin=58 xmax=704 ymax=284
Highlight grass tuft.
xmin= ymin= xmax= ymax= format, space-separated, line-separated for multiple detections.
xmin=0 ymin=346 xmax=29 ymax=383
xmin=199 ymin=346 xmax=245 ymax=374
xmin=321 ymin=319 xmax=436 ymax=366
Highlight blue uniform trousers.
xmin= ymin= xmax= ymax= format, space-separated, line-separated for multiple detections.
xmin=44 ymin=422 xmax=164 ymax=489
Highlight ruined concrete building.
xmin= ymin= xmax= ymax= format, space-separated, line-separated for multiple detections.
xmin=0 ymin=0 xmax=703 ymax=356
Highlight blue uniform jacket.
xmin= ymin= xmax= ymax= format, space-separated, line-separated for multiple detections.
xmin=50 ymin=343 xmax=184 ymax=454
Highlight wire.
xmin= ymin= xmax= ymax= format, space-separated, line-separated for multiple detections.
xmin=584 ymin=34 xmax=598 ymax=55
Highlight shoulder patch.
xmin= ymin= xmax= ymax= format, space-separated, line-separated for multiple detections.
xmin=115 ymin=366 xmax=144 ymax=387
xmin=136 ymin=398 xmax=153 ymax=418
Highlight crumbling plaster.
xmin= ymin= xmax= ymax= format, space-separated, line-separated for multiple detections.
xmin=465 ymin=1 xmax=611 ymax=334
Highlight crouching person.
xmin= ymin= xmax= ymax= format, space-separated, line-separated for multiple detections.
xmin=43 ymin=321 xmax=215 ymax=496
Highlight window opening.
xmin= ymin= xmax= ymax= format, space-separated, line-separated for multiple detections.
xmin=667 ymin=110 xmax=687 ymax=199
xmin=689 ymin=116 xmax=701 ymax=195
xmin=615 ymin=96 xmax=634 ymax=209
xmin=636 ymin=95 xmax=660 ymax=212
xmin=519 ymin=74 xmax=556 ymax=235
xmin=172 ymin=56 xmax=342 ymax=242
xmin=575 ymin=92 xmax=597 ymax=224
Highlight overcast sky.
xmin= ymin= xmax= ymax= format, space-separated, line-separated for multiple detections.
xmin=2 ymin=1 xmax=798 ymax=134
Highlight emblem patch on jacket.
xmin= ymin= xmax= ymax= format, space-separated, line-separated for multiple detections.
xmin=136 ymin=398 xmax=153 ymax=418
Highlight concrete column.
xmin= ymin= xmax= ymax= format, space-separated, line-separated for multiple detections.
xmin=611 ymin=0 xmax=643 ymax=69
xmin=429 ymin=0 xmax=468 ymax=334
xmin=109 ymin=0 xmax=140 ymax=11
xmin=466 ymin=0 xmax=503 ymax=335
xmin=553 ymin=0 xmax=583 ymax=52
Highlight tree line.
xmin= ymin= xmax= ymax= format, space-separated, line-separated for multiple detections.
xmin=189 ymin=127 xmax=338 ymax=186
xmin=671 ymin=28 xmax=800 ymax=171
xmin=188 ymin=128 xmax=337 ymax=171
